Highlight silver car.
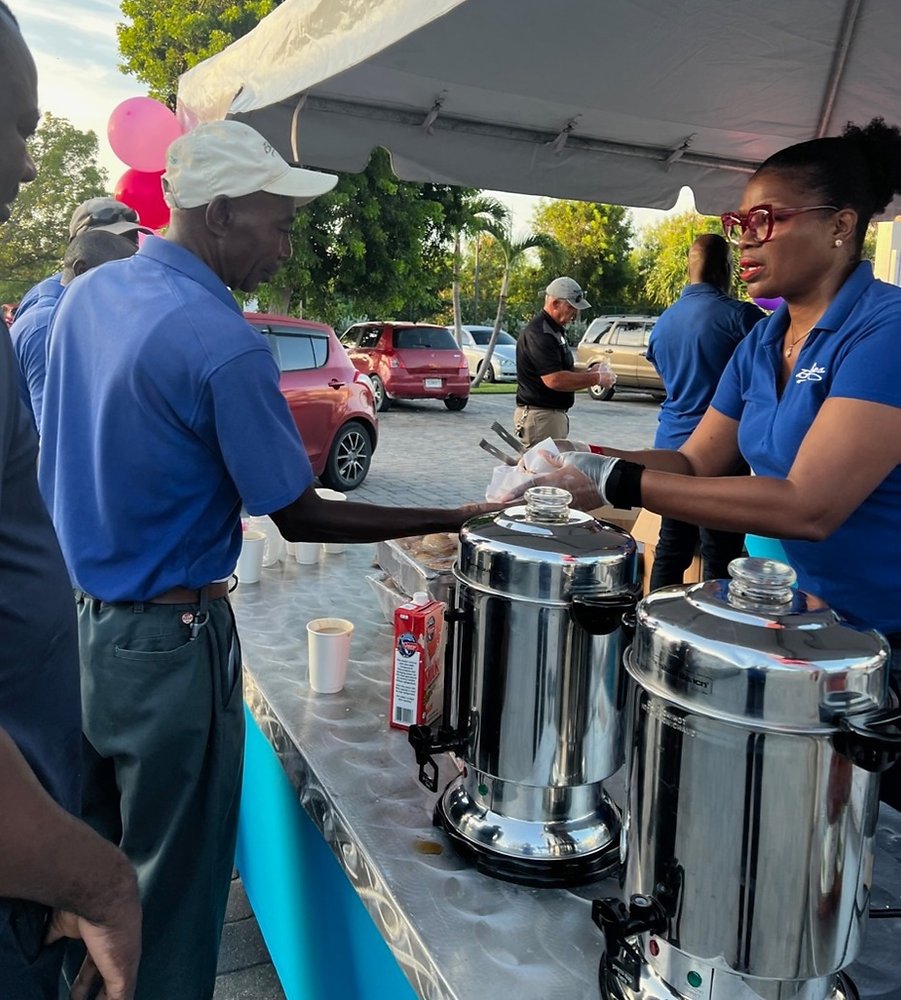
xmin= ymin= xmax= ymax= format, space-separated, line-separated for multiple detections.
xmin=452 ymin=325 xmax=518 ymax=382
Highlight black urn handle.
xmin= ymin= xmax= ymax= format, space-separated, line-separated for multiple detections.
xmin=571 ymin=589 xmax=640 ymax=636
xmin=834 ymin=707 xmax=901 ymax=772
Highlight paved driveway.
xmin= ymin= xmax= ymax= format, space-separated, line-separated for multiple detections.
xmin=351 ymin=390 xmax=661 ymax=507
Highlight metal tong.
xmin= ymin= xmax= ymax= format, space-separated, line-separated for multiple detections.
xmin=479 ymin=421 xmax=526 ymax=466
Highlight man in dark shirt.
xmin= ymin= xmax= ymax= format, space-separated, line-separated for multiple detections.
xmin=514 ymin=276 xmax=614 ymax=446
xmin=644 ymin=234 xmax=764 ymax=587
xmin=0 ymin=4 xmax=141 ymax=999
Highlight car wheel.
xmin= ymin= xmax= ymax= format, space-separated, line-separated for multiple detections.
xmin=320 ymin=421 xmax=373 ymax=491
xmin=444 ymin=395 xmax=469 ymax=411
xmin=588 ymin=381 xmax=615 ymax=401
xmin=370 ymin=375 xmax=390 ymax=412
xmin=479 ymin=361 xmax=495 ymax=383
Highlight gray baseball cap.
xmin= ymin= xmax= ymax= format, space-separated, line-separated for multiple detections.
xmin=546 ymin=276 xmax=591 ymax=310
xmin=68 ymin=198 xmax=152 ymax=240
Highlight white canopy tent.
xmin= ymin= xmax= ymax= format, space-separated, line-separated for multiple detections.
xmin=176 ymin=0 xmax=901 ymax=216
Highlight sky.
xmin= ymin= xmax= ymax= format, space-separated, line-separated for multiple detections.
xmin=17 ymin=1 xmax=695 ymax=234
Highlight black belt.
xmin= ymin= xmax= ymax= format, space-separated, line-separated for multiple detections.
xmin=148 ymin=582 xmax=230 ymax=604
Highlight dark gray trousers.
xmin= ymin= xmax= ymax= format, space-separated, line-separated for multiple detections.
xmin=73 ymin=592 xmax=244 ymax=1000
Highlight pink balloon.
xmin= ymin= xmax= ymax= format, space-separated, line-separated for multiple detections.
xmin=114 ymin=169 xmax=170 ymax=231
xmin=753 ymin=296 xmax=784 ymax=311
xmin=108 ymin=97 xmax=184 ymax=173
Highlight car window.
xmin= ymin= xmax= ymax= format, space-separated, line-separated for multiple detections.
xmin=267 ymin=329 xmax=329 ymax=371
xmin=358 ymin=328 xmax=382 ymax=349
xmin=468 ymin=329 xmax=514 ymax=346
xmin=612 ymin=323 xmax=648 ymax=347
xmin=395 ymin=327 xmax=458 ymax=350
xmin=340 ymin=328 xmax=360 ymax=348
xmin=582 ymin=320 xmax=614 ymax=344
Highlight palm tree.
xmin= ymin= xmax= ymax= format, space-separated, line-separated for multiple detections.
xmin=443 ymin=192 xmax=509 ymax=345
xmin=471 ymin=225 xmax=564 ymax=388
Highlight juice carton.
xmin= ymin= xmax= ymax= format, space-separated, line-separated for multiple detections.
xmin=390 ymin=591 xmax=445 ymax=730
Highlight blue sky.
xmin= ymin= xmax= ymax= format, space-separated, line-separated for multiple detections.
xmin=15 ymin=1 xmax=691 ymax=231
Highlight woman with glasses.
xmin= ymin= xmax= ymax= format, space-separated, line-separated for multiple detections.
xmin=531 ymin=117 xmax=901 ymax=805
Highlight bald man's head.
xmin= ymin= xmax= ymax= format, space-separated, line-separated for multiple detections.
xmin=688 ymin=233 xmax=732 ymax=292
xmin=0 ymin=5 xmax=39 ymax=225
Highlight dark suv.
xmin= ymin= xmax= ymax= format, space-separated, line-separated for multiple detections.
xmin=574 ymin=315 xmax=662 ymax=401
xmin=341 ymin=322 xmax=470 ymax=411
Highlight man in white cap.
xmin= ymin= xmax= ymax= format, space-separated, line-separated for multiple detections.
xmin=39 ymin=119 xmax=494 ymax=999
xmin=514 ymin=276 xmax=615 ymax=446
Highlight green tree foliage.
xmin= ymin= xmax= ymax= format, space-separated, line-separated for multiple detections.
xmin=0 ymin=114 xmax=107 ymax=303
xmin=252 ymin=149 xmax=457 ymax=326
xmin=630 ymin=212 xmax=724 ymax=308
xmin=470 ymin=225 xmax=564 ymax=386
xmin=117 ymin=0 xmax=281 ymax=106
xmin=531 ymin=200 xmax=635 ymax=310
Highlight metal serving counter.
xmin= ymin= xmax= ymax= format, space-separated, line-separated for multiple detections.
xmin=231 ymin=543 xmax=901 ymax=1000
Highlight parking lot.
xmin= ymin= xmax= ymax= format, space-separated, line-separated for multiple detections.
xmin=351 ymin=390 xmax=661 ymax=508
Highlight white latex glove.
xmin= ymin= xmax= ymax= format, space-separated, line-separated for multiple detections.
xmin=593 ymin=360 xmax=617 ymax=388
xmin=494 ymin=452 xmax=618 ymax=509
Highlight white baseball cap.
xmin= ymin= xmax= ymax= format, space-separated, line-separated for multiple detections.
xmin=162 ymin=120 xmax=338 ymax=210
xmin=546 ymin=276 xmax=591 ymax=310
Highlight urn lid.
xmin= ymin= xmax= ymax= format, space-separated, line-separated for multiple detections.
xmin=456 ymin=487 xmax=638 ymax=604
xmin=626 ymin=557 xmax=889 ymax=732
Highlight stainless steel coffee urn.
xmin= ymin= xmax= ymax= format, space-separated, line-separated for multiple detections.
xmin=409 ymin=487 xmax=639 ymax=886
xmin=594 ymin=558 xmax=901 ymax=1000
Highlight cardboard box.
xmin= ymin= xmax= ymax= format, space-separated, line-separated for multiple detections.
xmin=630 ymin=508 xmax=702 ymax=595
xmin=390 ymin=597 xmax=445 ymax=730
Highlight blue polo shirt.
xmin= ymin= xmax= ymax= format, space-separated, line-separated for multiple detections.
xmin=39 ymin=236 xmax=313 ymax=601
xmin=711 ymin=262 xmax=901 ymax=634
xmin=15 ymin=272 xmax=62 ymax=319
xmin=10 ymin=288 xmax=62 ymax=427
xmin=647 ymin=284 xmax=763 ymax=448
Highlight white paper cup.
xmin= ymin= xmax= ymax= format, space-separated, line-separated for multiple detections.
xmin=236 ymin=529 xmax=266 ymax=585
xmin=306 ymin=618 xmax=354 ymax=693
xmin=316 ymin=488 xmax=347 ymax=554
xmin=295 ymin=542 xmax=322 ymax=565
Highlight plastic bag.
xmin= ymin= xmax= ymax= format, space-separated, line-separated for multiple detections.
xmin=485 ymin=437 xmax=561 ymax=503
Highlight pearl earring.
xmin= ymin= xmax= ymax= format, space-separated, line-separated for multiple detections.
xmin=834 ymin=238 xmax=843 ymax=247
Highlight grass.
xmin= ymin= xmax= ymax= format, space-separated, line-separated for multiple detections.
xmin=469 ymin=382 xmax=517 ymax=394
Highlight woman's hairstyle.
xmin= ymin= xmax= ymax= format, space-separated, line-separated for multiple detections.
xmin=755 ymin=117 xmax=901 ymax=247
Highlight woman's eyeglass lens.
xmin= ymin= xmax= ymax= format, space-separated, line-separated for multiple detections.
xmin=720 ymin=204 xmax=838 ymax=245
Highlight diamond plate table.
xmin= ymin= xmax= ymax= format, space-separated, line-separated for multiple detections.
xmin=231 ymin=543 xmax=901 ymax=1000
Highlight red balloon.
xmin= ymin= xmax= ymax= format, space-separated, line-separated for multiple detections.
xmin=114 ymin=169 xmax=169 ymax=231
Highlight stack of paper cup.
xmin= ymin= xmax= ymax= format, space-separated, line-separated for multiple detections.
xmin=236 ymin=529 xmax=266 ymax=585
xmin=315 ymin=488 xmax=347 ymax=554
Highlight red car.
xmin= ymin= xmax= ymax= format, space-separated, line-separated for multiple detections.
xmin=245 ymin=312 xmax=378 ymax=490
xmin=340 ymin=322 xmax=470 ymax=411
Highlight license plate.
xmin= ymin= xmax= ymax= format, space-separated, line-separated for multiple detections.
xmin=424 ymin=378 xmax=443 ymax=388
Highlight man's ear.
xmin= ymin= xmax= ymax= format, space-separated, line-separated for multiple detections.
xmin=72 ymin=259 xmax=88 ymax=278
xmin=204 ymin=196 xmax=233 ymax=238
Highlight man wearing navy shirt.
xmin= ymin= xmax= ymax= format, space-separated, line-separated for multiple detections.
xmin=645 ymin=235 xmax=764 ymax=588
xmin=0 ymin=5 xmax=141 ymax=998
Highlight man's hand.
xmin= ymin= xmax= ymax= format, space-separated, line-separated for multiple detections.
xmin=45 ymin=882 xmax=141 ymax=1000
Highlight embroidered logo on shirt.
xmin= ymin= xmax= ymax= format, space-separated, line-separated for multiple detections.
xmin=795 ymin=363 xmax=826 ymax=384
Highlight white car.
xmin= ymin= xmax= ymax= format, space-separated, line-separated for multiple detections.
xmin=452 ymin=325 xmax=518 ymax=382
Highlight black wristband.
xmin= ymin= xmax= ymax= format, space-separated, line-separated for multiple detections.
xmin=605 ymin=460 xmax=645 ymax=509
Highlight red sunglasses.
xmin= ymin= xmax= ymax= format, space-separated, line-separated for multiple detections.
xmin=720 ymin=204 xmax=838 ymax=245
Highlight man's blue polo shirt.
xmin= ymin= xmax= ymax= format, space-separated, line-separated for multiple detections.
xmin=712 ymin=262 xmax=901 ymax=634
xmin=39 ymin=236 xmax=313 ymax=601
xmin=647 ymin=284 xmax=763 ymax=448
xmin=15 ymin=272 xmax=62 ymax=319
xmin=9 ymin=282 xmax=63 ymax=427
